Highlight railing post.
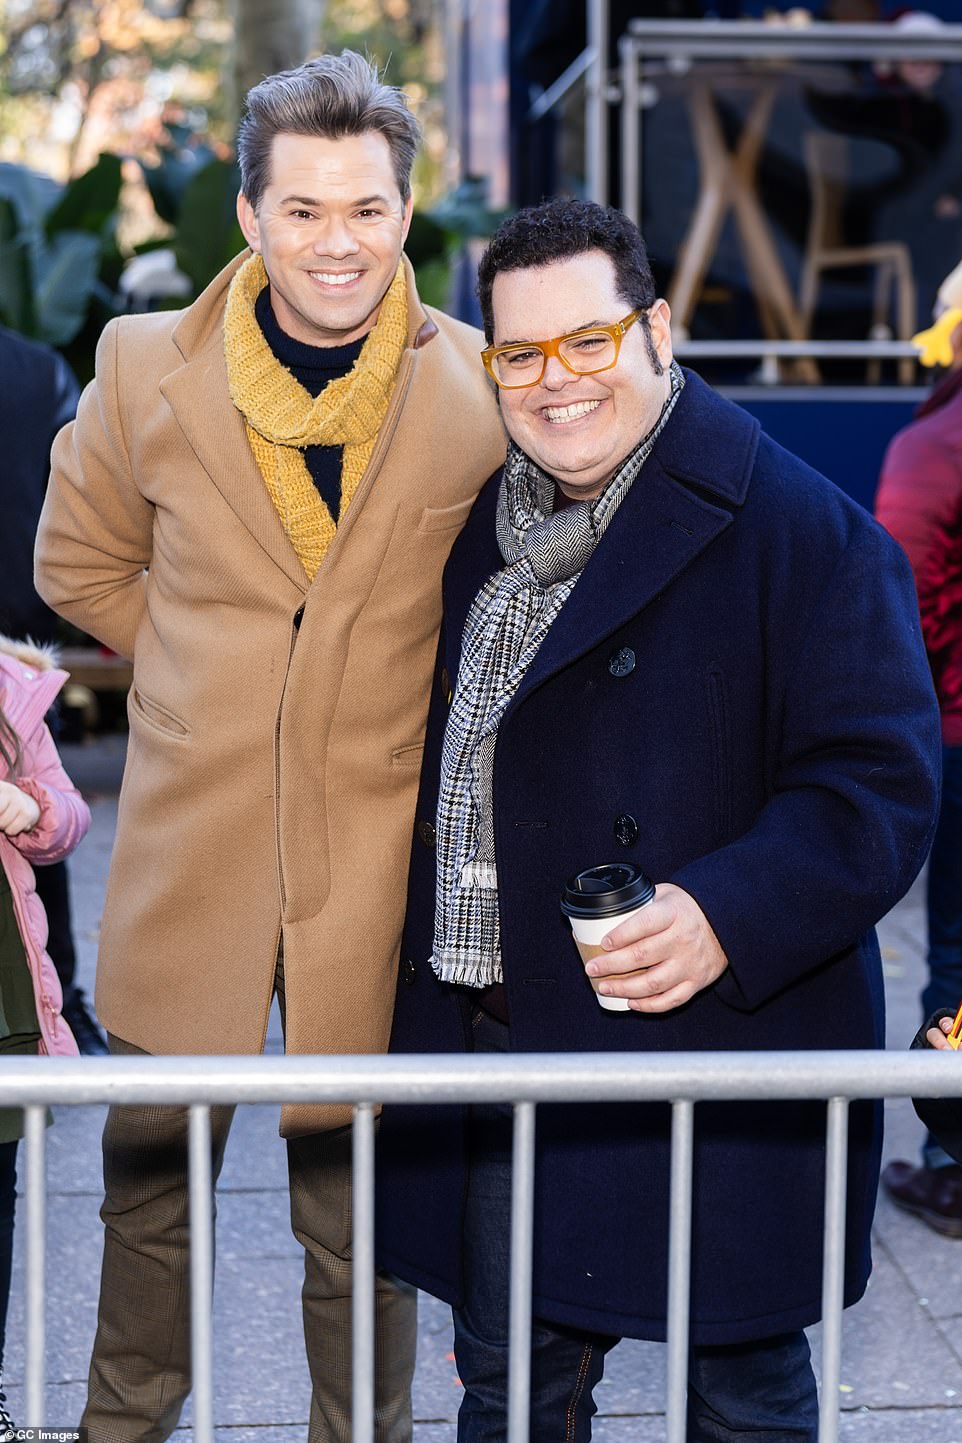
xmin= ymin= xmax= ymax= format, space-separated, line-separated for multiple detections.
xmin=586 ymin=0 xmax=609 ymax=204
xmin=24 ymin=1104 xmax=46 ymax=1426
xmin=188 ymin=1104 xmax=214 ymax=1443
xmin=665 ymin=1099 xmax=694 ymax=1442
xmin=620 ymin=34 xmax=640 ymax=224
xmin=818 ymin=1096 xmax=849 ymax=1443
xmin=507 ymin=1101 xmax=537 ymax=1443
xmin=352 ymin=1102 xmax=377 ymax=1443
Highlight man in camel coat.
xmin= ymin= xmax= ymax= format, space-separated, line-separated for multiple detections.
xmin=34 ymin=51 xmax=504 ymax=1443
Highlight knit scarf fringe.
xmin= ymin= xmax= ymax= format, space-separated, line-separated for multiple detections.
xmin=224 ymin=253 xmax=408 ymax=580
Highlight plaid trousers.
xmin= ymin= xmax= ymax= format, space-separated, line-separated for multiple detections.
xmin=81 ymin=1025 xmax=416 ymax=1441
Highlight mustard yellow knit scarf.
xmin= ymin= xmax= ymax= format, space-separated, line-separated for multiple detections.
xmin=224 ymin=253 xmax=408 ymax=580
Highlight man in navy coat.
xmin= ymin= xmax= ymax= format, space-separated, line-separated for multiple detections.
xmin=376 ymin=199 xmax=941 ymax=1442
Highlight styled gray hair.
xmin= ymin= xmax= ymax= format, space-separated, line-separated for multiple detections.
xmin=237 ymin=50 xmax=422 ymax=210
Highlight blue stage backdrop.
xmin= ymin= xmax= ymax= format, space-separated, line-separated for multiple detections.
xmin=730 ymin=391 xmax=923 ymax=514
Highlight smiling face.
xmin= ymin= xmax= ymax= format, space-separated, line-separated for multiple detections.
xmin=236 ymin=130 xmax=413 ymax=347
xmin=490 ymin=251 xmax=673 ymax=500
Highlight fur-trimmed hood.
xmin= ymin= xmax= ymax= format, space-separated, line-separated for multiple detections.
xmin=0 ymin=636 xmax=68 ymax=743
xmin=0 ymin=634 xmax=59 ymax=672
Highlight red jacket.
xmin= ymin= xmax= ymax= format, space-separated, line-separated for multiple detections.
xmin=877 ymin=368 xmax=962 ymax=745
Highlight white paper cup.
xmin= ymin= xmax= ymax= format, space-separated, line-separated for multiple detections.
xmin=568 ymin=905 xmax=654 ymax=1011
xmin=561 ymin=863 xmax=656 ymax=1013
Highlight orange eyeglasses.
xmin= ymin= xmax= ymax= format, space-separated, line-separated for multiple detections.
xmin=481 ymin=309 xmax=644 ymax=390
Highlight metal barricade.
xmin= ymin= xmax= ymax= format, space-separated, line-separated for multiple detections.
xmin=2 ymin=1048 xmax=961 ymax=1443
xmin=529 ymin=12 xmax=962 ymax=382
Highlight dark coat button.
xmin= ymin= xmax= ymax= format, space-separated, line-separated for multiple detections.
xmin=402 ymin=958 xmax=417 ymax=985
xmin=293 ymin=605 xmax=305 ymax=630
xmin=614 ymin=813 xmax=639 ymax=847
xmin=440 ymin=666 xmax=452 ymax=702
xmin=608 ymin=647 xmax=636 ymax=678
xmin=417 ymin=819 xmax=437 ymax=849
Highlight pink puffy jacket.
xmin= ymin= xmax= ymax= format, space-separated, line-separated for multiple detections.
xmin=0 ymin=640 xmax=91 ymax=1056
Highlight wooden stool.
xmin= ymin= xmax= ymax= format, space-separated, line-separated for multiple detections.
xmin=799 ymin=131 xmax=916 ymax=385
xmin=667 ymin=75 xmax=819 ymax=383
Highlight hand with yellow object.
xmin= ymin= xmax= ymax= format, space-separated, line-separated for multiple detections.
xmin=902 ymin=1007 xmax=962 ymax=1180
xmin=924 ymin=1004 xmax=962 ymax=1049
xmin=911 ymin=307 xmax=962 ymax=368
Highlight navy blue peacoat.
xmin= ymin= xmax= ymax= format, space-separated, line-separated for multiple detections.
xmin=375 ymin=371 xmax=941 ymax=1345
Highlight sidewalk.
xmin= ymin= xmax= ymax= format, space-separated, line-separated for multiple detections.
xmin=5 ymin=734 xmax=962 ymax=1440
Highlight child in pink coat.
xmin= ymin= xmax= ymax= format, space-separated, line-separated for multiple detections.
xmin=0 ymin=637 xmax=90 ymax=1436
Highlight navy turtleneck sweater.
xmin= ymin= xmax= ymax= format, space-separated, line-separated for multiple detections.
xmin=255 ymin=286 xmax=366 ymax=524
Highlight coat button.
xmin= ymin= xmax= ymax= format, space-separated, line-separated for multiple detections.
xmin=416 ymin=819 xmax=437 ymax=849
xmin=293 ymin=605 xmax=305 ymax=630
xmin=608 ymin=647 xmax=636 ymax=678
xmin=402 ymin=958 xmax=417 ymax=986
xmin=440 ymin=666 xmax=452 ymax=701
xmin=614 ymin=813 xmax=639 ymax=847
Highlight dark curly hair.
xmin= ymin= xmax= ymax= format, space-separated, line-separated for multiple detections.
xmin=477 ymin=199 xmax=659 ymax=348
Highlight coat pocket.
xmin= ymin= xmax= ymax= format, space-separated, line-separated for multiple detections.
xmin=706 ymin=667 xmax=733 ymax=842
xmin=417 ymin=498 xmax=476 ymax=535
xmin=391 ymin=742 xmax=425 ymax=769
xmin=130 ymin=688 xmax=190 ymax=739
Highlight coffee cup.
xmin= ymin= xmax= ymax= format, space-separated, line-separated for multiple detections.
xmin=561 ymin=863 xmax=656 ymax=1012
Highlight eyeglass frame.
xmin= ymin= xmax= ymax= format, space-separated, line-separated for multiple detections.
xmin=480 ymin=308 xmax=645 ymax=390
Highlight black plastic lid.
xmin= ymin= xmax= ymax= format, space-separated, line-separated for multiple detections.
xmin=560 ymin=862 xmax=655 ymax=919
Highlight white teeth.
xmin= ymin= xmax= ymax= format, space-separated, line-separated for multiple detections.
xmin=310 ymin=271 xmax=361 ymax=285
xmin=543 ymin=399 xmax=602 ymax=423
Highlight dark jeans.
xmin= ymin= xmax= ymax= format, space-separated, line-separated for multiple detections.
xmin=0 ymin=1139 xmax=17 ymax=1370
xmin=922 ymin=745 xmax=962 ymax=1167
xmin=455 ymin=1008 xmax=818 ymax=1443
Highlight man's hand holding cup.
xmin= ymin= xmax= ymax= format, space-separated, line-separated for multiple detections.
xmin=564 ymin=872 xmax=729 ymax=1013
xmin=595 ymin=882 xmax=728 ymax=1011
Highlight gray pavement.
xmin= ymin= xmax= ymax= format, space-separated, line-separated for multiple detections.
xmin=4 ymin=733 xmax=962 ymax=1439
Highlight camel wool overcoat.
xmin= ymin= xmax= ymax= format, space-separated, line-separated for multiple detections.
xmin=35 ymin=252 xmax=505 ymax=1133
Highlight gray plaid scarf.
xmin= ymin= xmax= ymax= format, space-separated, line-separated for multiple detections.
xmin=431 ymin=362 xmax=684 ymax=986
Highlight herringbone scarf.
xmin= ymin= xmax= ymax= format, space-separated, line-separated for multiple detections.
xmin=432 ymin=362 xmax=684 ymax=986
xmin=224 ymin=252 xmax=408 ymax=580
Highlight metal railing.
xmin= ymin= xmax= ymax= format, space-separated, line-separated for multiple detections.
xmin=526 ymin=11 xmax=962 ymax=376
xmin=536 ymin=10 xmax=962 ymax=208
xmin=3 ymin=1048 xmax=962 ymax=1443
xmin=618 ymin=20 xmax=962 ymax=228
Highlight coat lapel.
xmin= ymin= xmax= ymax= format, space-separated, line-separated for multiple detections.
xmin=506 ymin=457 xmax=735 ymax=712
xmin=159 ymin=327 xmax=309 ymax=593
xmin=157 ymin=253 xmax=445 ymax=595
xmin=477 ymin=372 xmax=760 ymax=714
